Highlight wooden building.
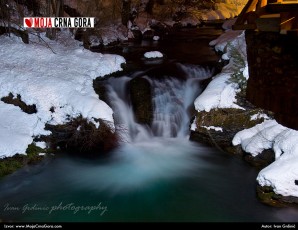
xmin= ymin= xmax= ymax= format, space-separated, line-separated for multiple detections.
xmin=233 ymin=0 xmax=298 ymax=129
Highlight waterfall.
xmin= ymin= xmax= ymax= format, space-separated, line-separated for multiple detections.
xmin=105 ymin=64 xmax=213 ymax=141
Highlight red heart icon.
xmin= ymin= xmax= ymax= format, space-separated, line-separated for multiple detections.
xmin=25 ymin=18 xmax=33 ymax=27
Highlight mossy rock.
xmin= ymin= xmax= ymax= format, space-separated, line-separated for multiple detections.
xmin=0 ymin=143 xmax=45 ymax=178
xmin=190 ymin=108 xmax=266 ymax=150
xmin=26 ymin=143 xmax=45 ymax=163
xmin=195 ymin=108 xmax=264 ymax=131
xmin=93 ymin=80 xmax=109 ymax=106
xmin=0 ymin=156 xmax=24 ymax=178
xmin=129 ymin=77 xmax=153 ymax=125
xmin=257 ymin=185 xmax=288 ymax=207
xmin=190 ymin=107 xmax=273 ymax=167
xmin=45 ymin=117 xmax=118 ymax=155
xmin=258 ymin=185 xmax=298 ymax=206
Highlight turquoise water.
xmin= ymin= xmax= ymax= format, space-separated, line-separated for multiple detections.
xmin=1 ymin=139 xmax=298 ymax=222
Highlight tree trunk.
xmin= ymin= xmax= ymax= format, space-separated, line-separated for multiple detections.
xmin=46 ymin=0 xmax=64 ymax=40
xmin=121 ymin=0 xmax=131 ymax=26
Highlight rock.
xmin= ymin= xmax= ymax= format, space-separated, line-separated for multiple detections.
xmin=129 ymin=77 xmax=153 ymax=125
xmin=243 ymin=149 xmax=275 ymax=168
xmin=45 ymin=117 xmax=118 ymax=155
xmin=93 ymin=80 xmax=110 ymax=107
xmin=0 ymin=26 xmax=29 ymax=44
xmin=131 ymin=29 xmax=143 ymax=41
xmin=256 ymin=185 xmax=298 ymax=207
xmin=143 ymin=29 xmax=155 ymax=40
xmin=190 ymin=107 xmax=272 ymax=167
xmin=150 ymin=21 xmax=169 ymax=38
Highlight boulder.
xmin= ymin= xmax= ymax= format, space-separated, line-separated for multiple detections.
xmin=129 ymin=77 xmax=153 ymax=126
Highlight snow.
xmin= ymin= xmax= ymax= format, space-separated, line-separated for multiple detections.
xmin=153 ymin=36 xmax=160 ymax=41
xmin=0 ymin=31 xmax=125 ymax=157
xmin=202 ymin=126 xmax=223 ymax=132
xmin=233 ymin=119 xmax=298 ymax=197
xmin=209 ymin=29 xmax=243 ymax=53
xmin=144 ymin=51 xmax=163 ymax=59
xmin=35 ymin=141 xmax=47 ymax=149
xmin=99 ymin=24 xmax=128 ymax=46
xmin=194 ymin=27 xmax=246 ymax=113
xmin=194 ymin=73 xmax=243 ymax=112
xmin=190 ymin=117 xmax=197 ymax=131
xmin=232 ymin=120 xmax=288 ymax=157
xmin=0 ymin=101 xmax=40 ymax=158
xmin=250 ymin=113 xmax=269 ymax=121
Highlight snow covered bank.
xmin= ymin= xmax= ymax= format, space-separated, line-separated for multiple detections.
xmin=192 ymin=18 xmax=298 ymax=200
xmin=0 ymin=31 xmax=125 ymax=157
xmin=233 ymin=119 xmax=298 ymax=197
xmin=194 ymin=28 xmax=246 ymax=112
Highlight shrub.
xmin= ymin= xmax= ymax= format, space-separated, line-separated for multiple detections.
xmin=227 ymin=42 xmax=247 ymax=91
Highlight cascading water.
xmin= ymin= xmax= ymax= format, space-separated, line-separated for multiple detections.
xmin=1 ymin=64 xmax=298 ymax=222
xmin=106 ymin=63 xmax=213 ymax=140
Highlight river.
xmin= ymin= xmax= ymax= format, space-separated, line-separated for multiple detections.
xmin=1 ymin=27 xmax=298 ymax=222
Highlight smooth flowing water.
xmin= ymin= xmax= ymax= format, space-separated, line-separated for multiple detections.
xmin=1 ymin=64 xmax=298 ymax=222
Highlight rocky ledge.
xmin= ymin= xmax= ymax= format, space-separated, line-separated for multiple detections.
xmin=189 ymin=93 xmax=298 ymax=206
xmin=190 ymin=106 xmax=275 ymax=169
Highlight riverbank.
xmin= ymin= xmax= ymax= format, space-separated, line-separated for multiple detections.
xmin=190 ymin=20 xmax=298 ymax=206
xmin=0 ymin=30 xmax=125 ymax=176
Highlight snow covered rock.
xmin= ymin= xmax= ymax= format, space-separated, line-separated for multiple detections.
xmin=144 ymin=51 xmax=163 ymax=59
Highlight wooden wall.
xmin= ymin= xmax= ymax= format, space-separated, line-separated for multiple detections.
xmin=245 ymin=30 xmax=298 ymax=129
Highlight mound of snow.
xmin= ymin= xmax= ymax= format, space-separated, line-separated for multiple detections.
xmin=144 ymin=51 xmax=163 ymax=59
xmin=0 ymin=31 xmax=125 ymax=157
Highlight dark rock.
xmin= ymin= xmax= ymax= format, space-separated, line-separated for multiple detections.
xmin=190 ymin=107 xmax=272 ymax=168
xmin=256 ymin=185 xmax=285 ymax=207
xmin=150 ymin=22 xmax=169 ymax=38
xmin=0 ymin=26 xmax=29 ymax=44
xmin=131 ymin=30 xmax=143 ymax=42
xmin=173 ymin=22 xmax=183 ymax=28
xmin=74 ymin=28 xmax=84 ymax=41
xmin=143 ymin=29 xmax=155 ymax=40
xmin=129 ymin=77 xmax=153 ymax=125
xmin=145 ymin=63 xmax=187 ymax=80
xmin=45 ymin=117 xmax=118 ymax=155
xmin=1 ymin=93 xmax=37 ymax=114
xmin=93 ymin=80 xmax=110 ymax=107
xmin=243 ymin=149 xmax=275 ymax=168
xmin=257 ymin=185 xmax=298 ymax=207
